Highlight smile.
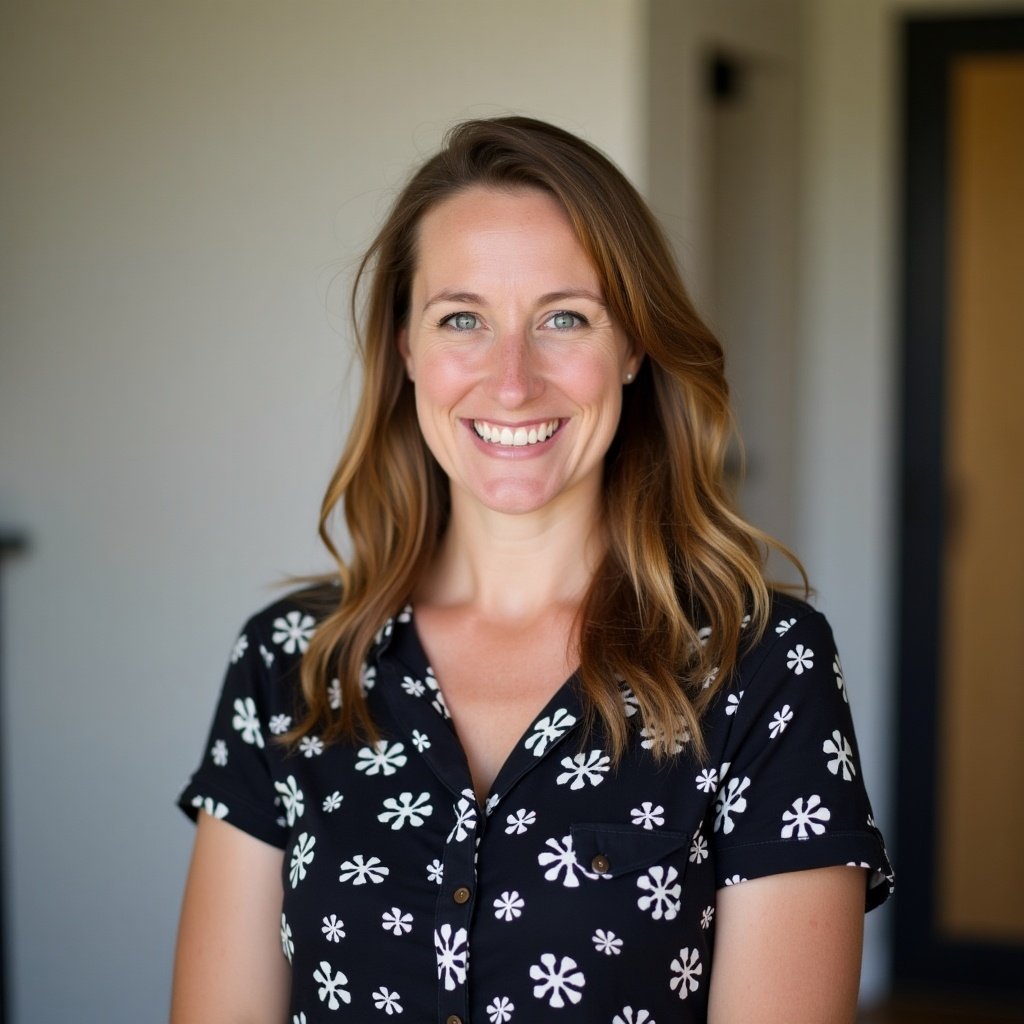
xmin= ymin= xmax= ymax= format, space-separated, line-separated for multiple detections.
xmin=472 ymin=419 xmax=561 ymax=447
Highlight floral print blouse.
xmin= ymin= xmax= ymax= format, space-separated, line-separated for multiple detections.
xmin=179 ymin=588 xmax=893 ymax=1023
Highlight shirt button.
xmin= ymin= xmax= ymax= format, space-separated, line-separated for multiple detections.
xmin=591 ymin=854 xmax=610 ymax=874
xmin=446 ymin=1016 xmax=463 ymax=1024
xmin=452 ymin=886 xmax=472 ymax=904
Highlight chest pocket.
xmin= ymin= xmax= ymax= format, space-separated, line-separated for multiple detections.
xmin=571 ymin=823 xmax=691 ymax=879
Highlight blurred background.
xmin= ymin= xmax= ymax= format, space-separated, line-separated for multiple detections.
xmin=1 ymin=1 xmax=1022 ymax=1021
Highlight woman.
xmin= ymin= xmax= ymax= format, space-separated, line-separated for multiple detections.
xmin=172 ymin=117 xmax=892 ymax=1023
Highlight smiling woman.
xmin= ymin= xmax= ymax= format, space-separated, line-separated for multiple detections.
xmin=398 ymin=187 xmax=639 ymax=518
xmin=172 ymin=117 xmax=893 ymax=1024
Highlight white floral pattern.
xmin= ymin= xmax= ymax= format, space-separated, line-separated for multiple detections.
xmin=640 ymin=720 xmax=690 ymax=753
xmin=381 ymin=907 xmax=413 ymax=936
xmin=613 ymin=1009 xmax=654 ymax=1024
xmin=769 ymin=705 xmax=794 ymax=739
xmin=529 ymin=953 xmax=586 ymax=1008
xmin=378 ymin=791 xmax=433 ymax=830
xmin=494 ymin=890 xmax=525 ymax=921
xmin=289 ymin=832 xmax=315 ymax=888
xmin=327 ymin=677 xmax=342 ymax=710
xmin=434 ymin=923 xmax=469 ymax=991
xmin=555 ymin=749 xmax=611 ymax=790
xmin=179 ymin=595 xmax=893 ymax=1022
xmin=299 ymin=735 xmax=324 ymax=758
xmin=313 ymin=960 xmax=351 ymax=1009
xmin=630 ymin=802 xmax=665 ymax=830
xmin=280 ymin=913 xmax=294 ymax=963
xmin=786 ymin=644 xmax=814 ymax=675
xmin=833 ymin=654 xmax=849 ymax=703
xmin=447 ymin=790 xmax=477 ymax=843
xmin=372 ymin=986 xmax=403 ymax=1014
xmin=823 ymin=730 xmax=856 ymax=780
xmin=689 ymin=829 xmax=708 ymax=864
xmin=268 ymin=712 xmax=291 ymax=735
xmin=272 ymin=610 xmax=316 ymax=654
xmin=230 ymin=633 xmax=248 ymax=663
xmin=781 ymin=794 xmax=831 ymax=839
xmin=355 ymin=740 xmax=408 ymax=777
xmin=231 ymin=696 xmax=264 ymax=748
xmin=636 ymin=865 xmax=682 ymax=921
xmin=669 ymin=948 xmax=702 ymax=999
xmin=274 ymin=775 xmax=304 ymax=826
xmin=714 ymin=775 xmax=751 ymax=835
xmin=505 ymin=808 xmax=536 ymax=835
xmin=537 ymin=834 xmax=597 ymax=888
xmin=592 ymin=928 xmax=623 ymax=955
xmin=487 ymin=995 xmax=515 ymax=1023
xmin=338 ymin=854 xmax=389 ymax=885
xmin=524 ymin=708 xmax=577 ymax=757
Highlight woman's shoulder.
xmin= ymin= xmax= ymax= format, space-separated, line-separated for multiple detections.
xmin=728 ymin=587 xmax=839 ymax=697
xmin=239 ymin=579 xmax=342 ymax=638
xmin=762 ymin=587 xmax=821 ymax=629
xmin=742 ymin=588 xmax=829 ymax=659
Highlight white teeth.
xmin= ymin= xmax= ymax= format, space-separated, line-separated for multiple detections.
xmin=473 ymin=419 xmax=559 ymax=447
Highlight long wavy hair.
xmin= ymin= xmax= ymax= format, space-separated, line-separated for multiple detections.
xmin=289 ymin=116 xmax=804 ymax=761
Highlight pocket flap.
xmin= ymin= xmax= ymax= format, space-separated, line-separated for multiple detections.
xmin=570 ymin=823 xmax=690 ymax=878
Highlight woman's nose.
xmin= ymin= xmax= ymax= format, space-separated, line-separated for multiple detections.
xmin=489 ymin=330 xmax=544 ymax=408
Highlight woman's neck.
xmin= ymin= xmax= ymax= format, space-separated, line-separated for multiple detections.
xmin=415 ymin=490 xmax=605 ymax=623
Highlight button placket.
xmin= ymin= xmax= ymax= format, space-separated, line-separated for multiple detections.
xmin=435 ymin=794 xmax=478 ymax=1023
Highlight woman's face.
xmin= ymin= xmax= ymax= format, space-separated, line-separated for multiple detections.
xmin=399 ymin=186 xmax=640 ymax=519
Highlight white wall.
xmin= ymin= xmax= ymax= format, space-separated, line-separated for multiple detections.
xmin=0 ymin=3 xmax=644 ymax=1020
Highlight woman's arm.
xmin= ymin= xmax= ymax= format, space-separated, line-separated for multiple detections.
xmin=707 ymin=865 xmax=866 ymax=1024
xmin=170 ymin=812 xmax=290 ymax=1024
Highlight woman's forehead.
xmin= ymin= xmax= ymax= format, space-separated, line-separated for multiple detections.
xmin=410 ymin=187 xmax=601 ymax=304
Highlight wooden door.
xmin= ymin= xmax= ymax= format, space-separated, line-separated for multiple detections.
xmin=898 ymin=14 xmax=1024 ymax=998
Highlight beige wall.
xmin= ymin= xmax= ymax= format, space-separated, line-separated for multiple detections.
xmin=4 ymin=0 xmax=1019 ymax=1019
xmin=0 ymin=4 xmax=644 ymax=1020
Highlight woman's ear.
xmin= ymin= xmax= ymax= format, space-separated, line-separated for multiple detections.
xmin=396 ymin=326 xmax=414 ymax=381
xmin=624 ymin=347 xmax=644 ymax=384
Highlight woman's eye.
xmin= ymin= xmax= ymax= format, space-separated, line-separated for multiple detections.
xmin=546 ymin=311 xmax=586 ymax=330
xmin=442 ymin=312 xmax=479 ymax=331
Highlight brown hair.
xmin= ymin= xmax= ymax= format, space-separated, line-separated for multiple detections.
xmin=290 ymin=116 xmax=804 ymax=760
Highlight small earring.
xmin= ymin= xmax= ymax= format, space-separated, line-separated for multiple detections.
xmin=624 ymin=371 xmax=634 ymax=384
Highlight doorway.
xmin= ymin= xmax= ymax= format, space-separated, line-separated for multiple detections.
xmin=897 ymin=12 xmax=1024 ymax=1000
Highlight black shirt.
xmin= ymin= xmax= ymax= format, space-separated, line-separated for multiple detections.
xmin=179 ymin=589 xmax=893 ymax=1023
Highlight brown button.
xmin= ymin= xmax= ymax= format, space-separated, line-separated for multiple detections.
xmin=446 ymin=1016 xmax=463 ymax=1024
xmin=452 ymin=886 xmax=471 ymax=904
xmin=591 ymin=854 xmax=610 ymax=874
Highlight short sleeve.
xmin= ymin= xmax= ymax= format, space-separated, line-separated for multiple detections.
xmin=177 ymin=615 xmax=290 ymax=849
xmin=711 ymin=608 xmax=894 ymax=910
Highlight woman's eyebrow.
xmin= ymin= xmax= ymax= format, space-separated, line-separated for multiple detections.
xmin=537 ymin=289 xmax=606 ymax=306
xmin=422 ymin=288 xmax=607 ymax=312
xmin=423 ymin=289 xmax=485 ymax=312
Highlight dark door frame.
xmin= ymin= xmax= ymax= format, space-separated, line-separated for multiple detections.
xmin=896 ymin=11 xmax=1024 ymax=996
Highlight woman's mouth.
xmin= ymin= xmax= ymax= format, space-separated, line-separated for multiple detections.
xmin=471 ymin=419 xmax=561 ymax=448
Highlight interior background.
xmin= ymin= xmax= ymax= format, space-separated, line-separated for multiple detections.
xmin=3 ymin=1 xmax=1016 ymax=1020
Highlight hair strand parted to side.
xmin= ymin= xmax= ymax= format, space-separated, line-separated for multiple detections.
xmin=286 ymin=116 xmax=807 ymax=762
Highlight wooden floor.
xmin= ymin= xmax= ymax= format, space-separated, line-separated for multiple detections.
xmin=858 ymin=995 xmax=1024 ymax=1023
